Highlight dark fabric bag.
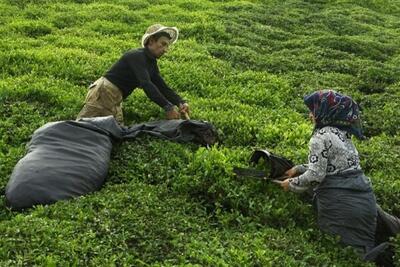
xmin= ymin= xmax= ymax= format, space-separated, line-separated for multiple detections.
xmin=123 ymin=119 xmax=218 ymax=146
xmin=5 ymin=117 xmax=122 ymax=210
xmin=375 ymin=205 xmax=400 ymax=244
xmin=233 ymin=149 xmax=294 ymax=180
xmin=233 ymin=149 xmax=294 ymax=183
xmin=5 ymin=116 xmax=218 ymax=209
xmin=364 ymin=205 xmax=400 ymax=267
xmin=249 ymin=149 xmax=294 ymax=179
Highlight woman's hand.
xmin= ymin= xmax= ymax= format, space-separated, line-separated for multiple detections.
xmin=284 ymin=167 xmax=298 ymax=178
xmin=279 ymin=178 xmax=291 ymax=191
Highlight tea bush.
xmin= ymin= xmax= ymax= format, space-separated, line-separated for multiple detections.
xmin=0 ymin=0 xmax=399 ymax=266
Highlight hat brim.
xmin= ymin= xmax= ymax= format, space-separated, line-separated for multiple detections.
xmin=141 ymin=26 xmax=179 ymax=47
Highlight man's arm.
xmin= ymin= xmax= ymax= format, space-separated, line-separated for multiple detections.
xmin=152 ymin=71 xmax=185 ymax=106
xmin=127 ymin=53 xmax=174 ymax=111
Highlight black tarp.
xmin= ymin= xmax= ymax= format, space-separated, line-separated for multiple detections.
xmin=123 ymin=119 xmax=218 ymax=146
xmin=5 ymin=116 xmax=218 ymax=210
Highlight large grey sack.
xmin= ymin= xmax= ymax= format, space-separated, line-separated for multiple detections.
xmin=4 ymin=116 xmax=218 ymax=209
xmin=5 ymin=117 xmax=122 ymax=210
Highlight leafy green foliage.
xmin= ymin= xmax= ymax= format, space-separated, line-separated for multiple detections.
xmin=0 ymin=0 xmax=399 ymax=265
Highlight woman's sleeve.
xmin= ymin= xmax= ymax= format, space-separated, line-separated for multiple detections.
xmin=293 ymin=164 xmax=308 ymax=174
xmin=288 ymin=132 xmax=330 ymax=193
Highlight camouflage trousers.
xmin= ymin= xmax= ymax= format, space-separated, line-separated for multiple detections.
xmin=76 ymin=77 xmax=124 ymax=124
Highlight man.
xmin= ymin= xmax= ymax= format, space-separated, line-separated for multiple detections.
xmin=77 ymin=24 xmax=189 ymax=124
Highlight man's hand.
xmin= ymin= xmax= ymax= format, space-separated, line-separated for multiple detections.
xmin=166 ymin=108 xmax=180 ymax=120
xmin=179 ymin=103 xmax=190 ymax=115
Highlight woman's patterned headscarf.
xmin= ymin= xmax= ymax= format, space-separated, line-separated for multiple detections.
xmin=304 ymin=90 xmax=365 ymax=139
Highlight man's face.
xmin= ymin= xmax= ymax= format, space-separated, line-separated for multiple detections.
xmin=147 ymin=36 xmax=171 ymax=58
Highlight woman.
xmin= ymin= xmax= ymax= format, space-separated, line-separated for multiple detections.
xmin=279 ymin=90 xmax=378 ymax=255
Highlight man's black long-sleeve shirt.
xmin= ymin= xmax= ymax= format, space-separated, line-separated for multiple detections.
xmin=104 ymin=48 xmax=184 ymax=110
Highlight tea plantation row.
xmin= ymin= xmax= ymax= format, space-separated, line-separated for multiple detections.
xmin=0 ymin=0 xmax=399 ymax=266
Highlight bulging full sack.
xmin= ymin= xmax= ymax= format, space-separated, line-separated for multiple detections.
xmin=5 ymin=117 xmax=122 ymax=210
xmin=5 ymin=116 xmax=218 ymax=209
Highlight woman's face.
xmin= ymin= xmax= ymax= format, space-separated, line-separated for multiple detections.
xmin=309 ymin=112 xmax=316 ymax=124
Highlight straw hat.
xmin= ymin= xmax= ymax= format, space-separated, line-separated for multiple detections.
xmin=141 ymin=24 xmax=179 ymax=47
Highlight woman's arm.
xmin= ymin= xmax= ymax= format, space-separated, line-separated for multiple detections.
xmin=288 ymin=132 xmax=330 ymax=192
